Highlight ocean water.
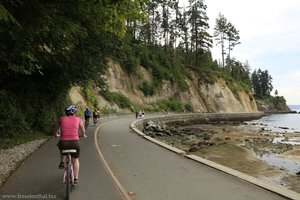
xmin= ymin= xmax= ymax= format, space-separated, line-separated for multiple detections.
xmin=247 ymin=113 xmax=300 ymax=133
xmin=289 ymin=105 xmax=300 ymax=112
xmin=244 ymin=106 xmax=300 ymax=174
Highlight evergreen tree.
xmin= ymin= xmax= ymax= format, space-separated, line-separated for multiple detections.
xmin=214 ymin=13 xmax=240 ymax=67
xmin=214 ymin=13 xmax=227 ymax=68
xmin=251 ymin=70 xmax=260 ymax=95
xmin=260 ymin=69 xmax=273 ymax=96
xmin=251 ymin=69 xmax=273 ymax=97
xmin=179 ymin=7 xmax=190 ymax=62
xmin=226 ymin=22 xmax=240 ymax=59
xmin=187 ymin=0 xmax=212 ymax=67
xmin=161 ymin=1 xmax=170 ymax=46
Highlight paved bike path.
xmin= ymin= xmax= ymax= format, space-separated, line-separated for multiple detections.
xmin=99 ymin=117 xmax=292 ymax=200
xmin=0 ymin=118 xmax=124 ymax=200
xmin=0 ymin=116 xmax=297 ymax=200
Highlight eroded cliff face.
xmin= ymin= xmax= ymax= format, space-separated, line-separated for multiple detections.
xmin=198 ymin=80 xmax=257 ymax=112
xmin=70 ymin=60 xmax=258 ymax=113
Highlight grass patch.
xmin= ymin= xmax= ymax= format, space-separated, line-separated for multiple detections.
xmin=0 ymin=132 xmax=48 ymax=149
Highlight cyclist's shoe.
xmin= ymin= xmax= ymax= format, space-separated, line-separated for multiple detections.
xmin=58 ymin=162 xmax=65 ymax=169
xmin=74 ymin=178 xmax=78 ymax=184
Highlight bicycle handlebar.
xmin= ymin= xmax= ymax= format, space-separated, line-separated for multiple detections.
xmin=55 ymin=134 xmax=87 ymax=138
xmin=79 ymin=134 xmax=88 ymax=138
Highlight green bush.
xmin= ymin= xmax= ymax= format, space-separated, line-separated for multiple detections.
xmin=184 ymin=104 xmax=193 ymax=112
xmin=101 ymin=90 xmax=132 ymax=109
xmin=82 ymin=83 xmax=99 ymax=108
xmin=100 ymin=106 xmax=117 ymax=115
xmin=178 ymin=79 xmax=189 ymax=92
xmin=139 ymin=81 xmax=155 ymax=96
xmin=198 ymin=66 xmax=217 ymax=84
xmin=0 ymin=91 xmax=29 ymax=138
xmin=157 ymin=99 xmax=184 ymax=112
xmin=270 ymin=95 xmax=287 ymax=110
xmin=124 ymin=55 xmax=140 ymax=74
xmin=0 ymin=131 xmax=46 ymax=149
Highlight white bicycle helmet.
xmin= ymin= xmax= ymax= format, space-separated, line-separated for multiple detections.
xmin=65 ymin=105 xmax=77 ymax=115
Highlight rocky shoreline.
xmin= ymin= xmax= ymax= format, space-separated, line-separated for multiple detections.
xmin=2 ymin=117 xmax=300 ymax=193
xmin=0 ymin=139 xmax=48 ymax=188
xmin=142 ymin=119 xmax=300 ymax=193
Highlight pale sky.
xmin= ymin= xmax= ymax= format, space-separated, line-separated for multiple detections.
xmin=181 ymin=0 xmax=300 ymax=105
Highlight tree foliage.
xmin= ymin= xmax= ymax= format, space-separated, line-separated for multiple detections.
xmin=0 ymin=0 xmax=282 ymax=138
xmin=214 ymin=13 xmax=240 ymax=68
xmin=0 ymin=0 xmax=143 ymax=137
xmin=251 ymin=69 xmax=273 ymax=97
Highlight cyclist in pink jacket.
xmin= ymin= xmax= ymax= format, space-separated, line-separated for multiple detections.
xmin=53 ymin=105 xmax=86 ymax=184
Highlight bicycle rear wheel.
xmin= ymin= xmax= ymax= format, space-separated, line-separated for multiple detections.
xmin=85 ymin=120 xmax=89 ymax=128
xmin=66 ymin=156 xmax=71 ymax=200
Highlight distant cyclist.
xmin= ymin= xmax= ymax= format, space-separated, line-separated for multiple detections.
xmin=84 ymin=107 xmax=92 ymax=127
xmin=92 ymin=108 xmax=99 ymax=125
xmin=53 ymin=105 xmax=86 ymax=184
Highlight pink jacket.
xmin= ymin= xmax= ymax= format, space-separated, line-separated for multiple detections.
xmin=59 ymin=116 xmax=81 ymax=141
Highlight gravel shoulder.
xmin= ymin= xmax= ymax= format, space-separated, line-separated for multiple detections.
xmin=0 ymin=139 xmax=48 ymax=187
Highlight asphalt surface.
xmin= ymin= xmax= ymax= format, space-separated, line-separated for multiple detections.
xmin=0 ymin=118 xmax=124 ymax=200
xmin=98 ymin=117 xmax=292 ymax=200
xmin=0 ymin=115 xmax=297 ymax=200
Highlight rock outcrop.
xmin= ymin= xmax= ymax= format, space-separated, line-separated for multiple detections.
xmin=70 ymin=60 xmax=259 ymax=113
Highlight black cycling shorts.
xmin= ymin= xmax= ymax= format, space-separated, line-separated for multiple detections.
xmin=57 ymin=140 xmax=80 ymax=158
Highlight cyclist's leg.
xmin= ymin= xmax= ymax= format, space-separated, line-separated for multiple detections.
xmin=70 ymin=141 xmax=80 ymax=182
xmin=85 ymin=117 xmax=90 ymax=127
xmin=59 ymin=153 xmax=65 ymax=167
xmin=57 ymin=141 xmax=65 ymax=169
xmin=72 ymin=158 xmax=79 ymax=181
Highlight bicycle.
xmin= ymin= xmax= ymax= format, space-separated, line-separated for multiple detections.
xmin=62 ymin=149 xmax=76 ymax=200
xmin=84 ymin=117 xmax=90 ymax=128
xmin=93 ymin=117 xmax=97 ymax=125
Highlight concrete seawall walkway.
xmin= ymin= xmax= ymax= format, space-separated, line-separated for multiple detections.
xmin=98 ymin=116 xmax=299 ymax=200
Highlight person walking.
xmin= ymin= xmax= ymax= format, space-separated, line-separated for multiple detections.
xmin=135 ymin=111 xmax=139 ymax=119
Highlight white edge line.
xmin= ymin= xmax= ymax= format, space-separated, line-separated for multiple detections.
xmin=94 ymin=121 xmax=131 ymax=200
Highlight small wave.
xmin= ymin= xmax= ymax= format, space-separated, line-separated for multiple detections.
xmin=273 ymin=137 xmax=300 ymax=145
